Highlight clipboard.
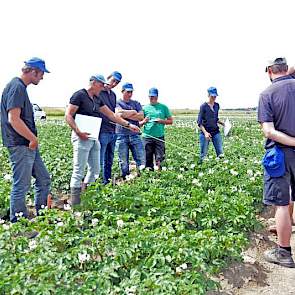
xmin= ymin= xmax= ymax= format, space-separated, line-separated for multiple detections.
xmin=75 ymin=114 xmax=102 ymax=140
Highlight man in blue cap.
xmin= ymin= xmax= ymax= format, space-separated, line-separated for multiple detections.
xmin=98 ymin=71 xmax=122 ymax=184
xmin=140 ymin=87 xmax=173 ymax=170
xmin=197 ymin=86 xmax=224 ymax=162
xmin=115 ymin=83 xmax=145 ymax=179
xmin=65 ymin=75 xmax=140 ymax=204
xmin=0 ymin=57 xmax=51 ymax=222
xmin=258 ymin=57 xmax=295 ymax=268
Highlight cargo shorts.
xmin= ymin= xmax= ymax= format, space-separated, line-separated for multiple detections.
xmin=263 ymin=148 xmax=295 ymax=206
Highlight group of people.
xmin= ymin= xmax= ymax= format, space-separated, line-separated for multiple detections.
xmin=64 ymin=71 xmax=173 ymax=204
xmin=1 ymin=56 xmax=295 ymax=271
xmin=0 ymin=58 xmax=174 ymax=220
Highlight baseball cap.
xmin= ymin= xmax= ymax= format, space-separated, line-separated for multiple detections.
xmin=262 ymin=146 xmax=285 ymax=177
xmin=149 ymin=87 xmax=158 ymax=97
xmin=207 ymin=86 xmax=218 ymax=97
xmin=122 ymin=83 xmax=134 ymax=91
xmin=90 ymin=74 xmax=108 ymax=84
xmin=24 ymin=57 xmax=50 ymax=73
xmin=111 ymin=71 xmax=122 ymax=82
xmin=265 ymin=57 xmax=287 ymax=72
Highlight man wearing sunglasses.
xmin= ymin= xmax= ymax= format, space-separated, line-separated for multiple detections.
xmin=65 ymin=76 xmax=140 ymax=205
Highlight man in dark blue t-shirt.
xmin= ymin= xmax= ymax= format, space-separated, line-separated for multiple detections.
xmin=0 ymin=57 xmax=51 ymax=222
xmin=197 ymin=87 xmax=224 ymax=162
xmin=258 ymin=57 xmax=295 ymax=268
xmin=99 ymin=71 xmax=122 ymax=184
xmin=115 ymin=83 xmax=145 ymax=178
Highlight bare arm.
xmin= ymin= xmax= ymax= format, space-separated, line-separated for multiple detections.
xmin=8 ymin=108 xmax=38 ymax=150
xmin=100 ymin=105 xmax=140 ymax=132
xmin=115 ymin=108 xmax=137 ymax=119
xmin=261 ymin=122 xmax=295 ymax=146
xmin=156 ymin=116 xmax=173 ymax=125
xmin=65 ymin=104 xmax=90 ymax=140
xmin=199 ymin=124 xmax=212 ymax=139
xmin=128 ymin=111 xmax=144 ymax=121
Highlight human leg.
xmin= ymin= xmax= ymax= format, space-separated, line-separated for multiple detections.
xmin=130 ymin=135 xmax=145 ymax=169
xmin=199 ymin=132 xmax=210 ymax=162
xmin=212 ymin=132 xmax=223 ymax=157
xmin=144 ymin=137 xmax=155 ymax=169
xmin=32 ymin=149 xmax=51 ymax=215
xmin=70 ymin=138 xmax=91 ymax=204
xmin=154 ymin=136 xmax=165 ymax=168
xmin=104 ymin=133 xmax=116 ymax=184
xmin=117 ymin=135 xmax=130 ymax=178
xmin=84 ymin=140 xmax=100 ymax=184
xmin=8 ymin=146 xmax=35 ymax=222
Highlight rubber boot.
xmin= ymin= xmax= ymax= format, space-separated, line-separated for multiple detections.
xmin=70 ymin=187 xmax=81 ymax=205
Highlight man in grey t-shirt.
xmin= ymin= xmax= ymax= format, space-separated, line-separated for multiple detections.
xmin=258 ymin=57 xmax=295 ymax=268
xmin=1 ymin=58 xmax=51 ymax=223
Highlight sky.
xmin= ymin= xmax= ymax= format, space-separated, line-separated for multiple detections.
xmin=0 ymin=0 xmax=294 ymax=110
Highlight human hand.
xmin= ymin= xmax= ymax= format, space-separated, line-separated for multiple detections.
xmin=29 ymin=137 xmax=38 ymax=150
xmin=76 ymin=130 xmax=90 ymax=140
xmin=129 ymin=124 xmax=141 ymax=133
xmin=205 ymin=132 xmax=212 ymax=140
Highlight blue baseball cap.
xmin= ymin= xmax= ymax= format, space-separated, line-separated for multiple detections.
xmin=207 ymin=86 xmax=218 ymax=97
xmin=111 ymin=71 xmax=122 ymax=82
xmin=24 ymin=57 xmax=50 ymax=73
xmin=262 ymin=146 xmax=285 ymax=177
xmin=90 ymin=74 xmax=107 ymax=84
xmin=122 ymin=83 xmax=134 ymax=91
xmin=149 ymin=87 xmax=158 ymax=97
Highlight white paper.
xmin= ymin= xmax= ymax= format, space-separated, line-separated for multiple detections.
xmin=224 ymin=117 xmax=232 ymax=137
xmin=75 ymin=114 xmax=102 ymax=140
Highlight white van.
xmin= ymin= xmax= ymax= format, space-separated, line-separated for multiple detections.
xmin=32 ymin=103 xmax=46 ymax=121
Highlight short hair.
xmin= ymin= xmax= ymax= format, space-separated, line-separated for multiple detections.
xmin=21 ymin=65 xmax=41 ymax=74
xmin=270 ymin=63 xmax=288 ymax=74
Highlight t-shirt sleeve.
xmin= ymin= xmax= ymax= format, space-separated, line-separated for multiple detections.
xmin=197 ymin=105 xmax=205 ymax=126
xmin=216 ymin=103 xmax=220 ymax=121
xmin=258 ymin=94 xmax=273 ymax=123
xmin=6 ymin=84 xmax=26 ymax=111
xmin=97 ymin=96 xmax=105 ymax=108
xmin=164 ymin=105 xmax=172 ymax=118
xmin=135 ymin=101 xmax=143 ymax=112
xmin=69 ymin=91 xmax=81 ymax=107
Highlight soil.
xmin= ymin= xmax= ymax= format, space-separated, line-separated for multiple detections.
xmin=209 ymin=206 xmax=295 ymax=295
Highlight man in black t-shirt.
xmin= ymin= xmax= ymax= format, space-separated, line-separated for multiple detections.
xmin=65 ymin=74 xmax=140 ymax=205
xmin=1 ymin=57 xmax=51 ymax=223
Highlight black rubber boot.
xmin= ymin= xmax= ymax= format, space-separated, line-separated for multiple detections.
xmin=70 ymin=187 xmax=81 ymax=205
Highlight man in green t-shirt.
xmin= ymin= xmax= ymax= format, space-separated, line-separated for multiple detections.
xmin=140 ymin=88 xmax=173 ymax=170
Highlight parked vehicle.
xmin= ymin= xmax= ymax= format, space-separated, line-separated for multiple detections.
xmin=32 ymin=103 xmax=46 ymax=121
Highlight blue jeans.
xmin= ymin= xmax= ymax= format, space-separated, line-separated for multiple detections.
xmin=99 ymin=132 xmax=117 ymax=184
xmin=70 ymin=135 xmax=100 ymax=188
xmin=116 ymin=134 xmax=145 ymax=177
xmin=8 ymin=146 xmax=51 ymax=222
xmin=199 ymin=132 xmax=223 ymax=161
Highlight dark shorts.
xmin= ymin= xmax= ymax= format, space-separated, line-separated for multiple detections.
xmin=263 ymin=148 xmax=295 ymax=206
